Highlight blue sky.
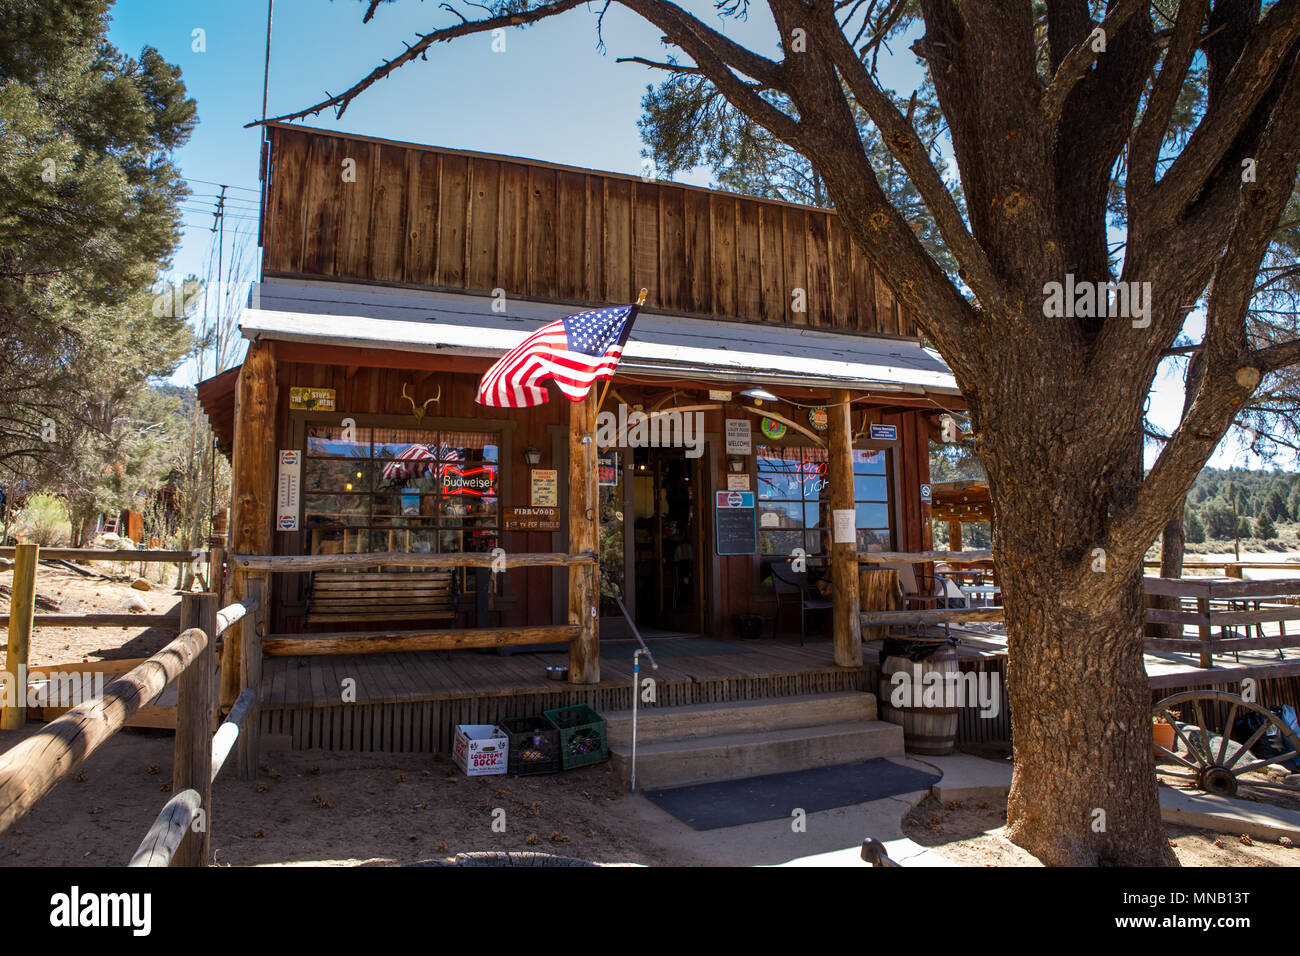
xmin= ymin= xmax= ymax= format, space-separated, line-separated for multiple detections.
xmin=106 ymin=0 xmax=1277 ymax=471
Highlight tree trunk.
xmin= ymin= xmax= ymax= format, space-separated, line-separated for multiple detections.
xmin=981 ymin=396 xmax=1176 ymax=866
xmin=1158 ymin=516 xmax=1186 ymax=639
xmin=1000 ymin=554 xmax=1175 ymax=866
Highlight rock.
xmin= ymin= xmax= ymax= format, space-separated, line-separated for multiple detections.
xmin=130 ymin=578 xmax=151 ymax=592
xmin=124 ymin=594 xmax=149 ymax=613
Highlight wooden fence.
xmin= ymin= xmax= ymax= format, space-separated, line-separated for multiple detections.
xmin=0 ymin=544 xmax=262 ymax=866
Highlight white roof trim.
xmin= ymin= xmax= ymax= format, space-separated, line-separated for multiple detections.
xmin=242 ymin=278 xmax=959 ymax=395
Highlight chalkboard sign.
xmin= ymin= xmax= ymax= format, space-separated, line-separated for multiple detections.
xmin=714 ymin=490 xmax=757 ymax=555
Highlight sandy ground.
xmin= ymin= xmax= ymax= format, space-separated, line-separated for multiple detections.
xmin=0 ymin=562 xmax=184 ymax=667
xmin=903 ymin=787 xmax=1300 ymax=867
xmin=0 ymin=723 xmax=702 ymax=867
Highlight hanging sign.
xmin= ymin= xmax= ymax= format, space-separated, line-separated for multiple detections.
xmin=597 ymin=453 xmax=619 ymax=487
xmin=869 ymin=423 xmax=898 ymax=441
xmin=277 ymin=450 xmax=301 ymax=531
xmin=289 ymin=387 xmax=336 ymax=411
xmin=725 ymin=419 xmax=752 ymax=456
xmin=530 ymin=469 xmax=558 ymax=507
xmin=503 ymin=507 xmax=560 ymax=532
xmin=760 ymin=418 xmax=787 ymax=439
xmin=714 ymin=491 xmax=757 ymax=556
xmin=808 ymin=407 xmax=829 ymax=431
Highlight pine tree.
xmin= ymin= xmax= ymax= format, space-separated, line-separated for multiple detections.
xmin=1256 ymin=512 xmax=1277 ymax=540
xmin=1185 ymin=510 xmax=1206 ymax=544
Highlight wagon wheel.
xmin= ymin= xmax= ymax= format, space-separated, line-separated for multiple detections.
xmin=1152 ymin=690 xmax=1300 ymax=797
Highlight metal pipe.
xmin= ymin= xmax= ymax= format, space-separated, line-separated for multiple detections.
xmin=631 ymin=646 xmax=658 ymax=793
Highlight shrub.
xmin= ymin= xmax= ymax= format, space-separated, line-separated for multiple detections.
xmin=13 ymin=494 xmax=72 ymax=547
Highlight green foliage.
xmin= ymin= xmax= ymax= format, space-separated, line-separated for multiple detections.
xmin=1203 ymin=501 xmax=1236 ymax=539
xmin=1255 ymin=512 xmax=1277 ymax=540
xmin=13 ymin=492 xmax=71 ymax=546
xmin=1184 ymin=510 xmax=1205 ymax=544
xmin=0 ymin=0 xmax=197 ymax=490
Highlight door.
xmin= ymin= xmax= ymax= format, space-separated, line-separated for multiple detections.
xmin=631 ymin=446 xmax=705 ymax=634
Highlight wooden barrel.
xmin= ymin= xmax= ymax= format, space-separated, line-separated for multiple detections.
xmin=879 ymin=644 xmax=959 ymax=755
xmin=859 ymin=567 xmax=902 ymax=641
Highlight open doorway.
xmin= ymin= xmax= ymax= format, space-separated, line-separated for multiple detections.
xmin=630 ymin=446 xmax=705 ymax=635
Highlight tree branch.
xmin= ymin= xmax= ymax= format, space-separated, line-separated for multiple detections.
xmin=1154 ymin=0 xmax=1300 ymax=218
xmin=246 ymin=0 xmax=592 ymax=126
xmin=1039 ymin=0 xmax=1150 ymax=127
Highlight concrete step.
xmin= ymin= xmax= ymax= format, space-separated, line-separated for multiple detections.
xmin=610 ymin=719 xmax=905 ymax=790
xmin=604 ymin=691 xmax=877 ymax=749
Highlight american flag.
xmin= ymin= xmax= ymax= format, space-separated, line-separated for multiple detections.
xmin=475 ymin=303 xmax=638 ymax=407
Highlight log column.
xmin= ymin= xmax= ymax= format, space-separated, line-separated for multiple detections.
xmin=568 ymin=392 xmax=600 ymax=683
xmin=224 ymin=340 xmax=277 ymax=709
xmin=0 ymin=544 xmax=37 ymax=730
xmin=950 ymin=520 xmax=963 ymax=551
xmin=828 ymin=390 xmax=862 ymax=667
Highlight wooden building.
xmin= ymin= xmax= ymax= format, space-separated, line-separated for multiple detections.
xmin=196 ymin=124 xmax=963 ymax=752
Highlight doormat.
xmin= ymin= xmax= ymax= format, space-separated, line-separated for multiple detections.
xmin=601 ymin=639 xmax=755 ymax=660
xmin=643 ymin=758 xmax=939 ymax=830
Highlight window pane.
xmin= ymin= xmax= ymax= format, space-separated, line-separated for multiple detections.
xmin=759 ymin=501 xmax=803 ymax=527
xmin=306 ymin=424 xmax=370 ymax=458
xmin=303 ymin=493 xmax=369 ymax=526
xmin=304 ymin=458 xmax=371 ymax=493
xmin=853 ymin=449 xmax=887 ymax=474
xmin=854 ymin=474 xmax=889 ymax=502
xmin=759 ymin=529 xmax=801 ymax=555
xmin=441 ymin=431 xmax=500 ymax=463
xmin=856 ymin=502 xmax=890 ymax=529
xmin=857 ymin=528 xmax=891 ymax=551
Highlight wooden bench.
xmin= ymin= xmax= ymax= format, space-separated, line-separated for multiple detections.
xmin=305 ymin=569 xmax=456 ymax=625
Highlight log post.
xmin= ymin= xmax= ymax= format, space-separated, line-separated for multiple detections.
xmin=828 ymin=390 xmax=862 ymax=667
xmin=238 ymin=574 xmax=265 ymax=780
xmin=1197 ymin=595 xmax=1213 ymax=668
xmin=568 ymin=392 xmax=599 ymax=683
xmin=224 ymin=341 xmax=277 ymax=709
xmin=173 ymin=592 xmax=216 ymax=867
xmin=949 ymin=520 xmax=963 ymax=551
xmin=1 ymin=544 xmax=37 ymax=730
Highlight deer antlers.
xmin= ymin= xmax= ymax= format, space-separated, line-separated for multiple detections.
xmin=401 ymin=381 xmax=441 ymax=423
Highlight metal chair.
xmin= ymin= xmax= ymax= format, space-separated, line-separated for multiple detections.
xmin=771 ymin=561 xmax=833 ymax=645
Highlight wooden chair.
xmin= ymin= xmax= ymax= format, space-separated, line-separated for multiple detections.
xmin=305 ymin=568 xmax=456 ymax=626
xmin=880 ymin=562 xmax=942 ymax=637
xmin=770 ymin=561 xmax=833 ymax=645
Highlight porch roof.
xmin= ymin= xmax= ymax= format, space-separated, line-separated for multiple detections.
xmin=241 ymin=278 xmax=960 ymax=396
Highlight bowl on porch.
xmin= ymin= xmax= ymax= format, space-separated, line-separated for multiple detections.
xmin=546 ymin=665 xmax=569 ymax=681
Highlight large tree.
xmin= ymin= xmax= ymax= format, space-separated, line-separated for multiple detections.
xmin=266 ymin=0 xmax=1300 ymax=865
xmin=0 ymin=0 xmax=197 ymax=490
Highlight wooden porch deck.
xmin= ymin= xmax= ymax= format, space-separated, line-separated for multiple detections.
xmin=258 ymin=635 xmax=876 ymax=754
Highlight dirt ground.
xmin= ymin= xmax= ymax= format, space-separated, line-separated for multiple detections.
xmin=0 ymin=562 xmax=184 ymax=667
xmin=903 ymin=788 xmax=1300 ymax=867
xmin=0 ymin=722 xmax=698 ymax=867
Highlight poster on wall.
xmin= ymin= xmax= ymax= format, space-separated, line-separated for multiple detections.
xmin=276 ymin=450 xmax=301 ymax=531
xmin=531 ymin=469 xmax=558 ymax=507
xmin=727 ymin=474 xmax=750 ymax=491
xmin=715 ymin=490 xmax=757 ymax=555
xmin=725 ymin=419 xmax=752 ymax=456
xmin=833 ymin=508 xmax=856 ymax=545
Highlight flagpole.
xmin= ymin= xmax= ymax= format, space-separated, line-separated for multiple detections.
xmin=596 ymin=287 xmax=646 ymax=415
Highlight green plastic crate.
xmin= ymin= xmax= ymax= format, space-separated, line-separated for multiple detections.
xmin=543 ymin=704 xmax=609 ymax=770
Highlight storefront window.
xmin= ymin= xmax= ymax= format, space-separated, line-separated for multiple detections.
xmin=755 ymin=444 xmax=894 ymax=557
xmin=302 ymin=423 xmax=500 ymax=587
